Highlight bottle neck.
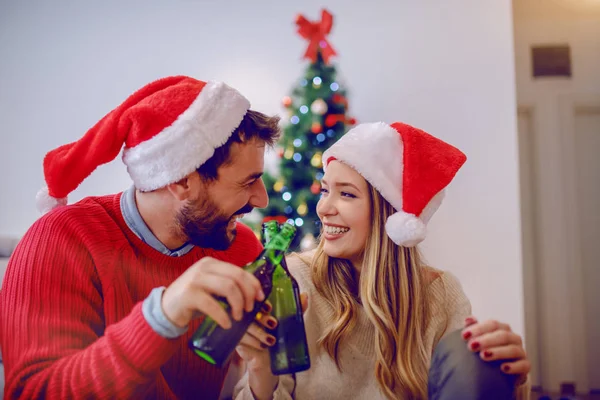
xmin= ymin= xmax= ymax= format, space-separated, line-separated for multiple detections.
xmin=263 ymin=229 xmax=278 ymax=245
xmin=262 ymin=222 xmax=280 ymax=244
xmin=262 ymin=246 xmax=286 ymax=267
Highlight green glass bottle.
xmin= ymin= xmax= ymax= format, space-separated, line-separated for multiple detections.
xmin=261 ymin=221 xmax=311 ymax=375
xmin=189 ymin=223 xmax=297 ymax=367
xmin=261 ymin=220 xmax=280 ymax=247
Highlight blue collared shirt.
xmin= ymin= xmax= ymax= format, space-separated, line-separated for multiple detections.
xmin=120 ymin=185 xmax=189 ymax=338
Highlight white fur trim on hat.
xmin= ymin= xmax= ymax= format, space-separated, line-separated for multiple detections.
xmin=385 ymin=211 xmax=427 ymax=247
xmin=36 ymin=186 xmax=68 ymax=214
xmin=122 ymin=81 xmax=250 ymax=191
xmin=323 ymin=122 xmax=404 ymax=211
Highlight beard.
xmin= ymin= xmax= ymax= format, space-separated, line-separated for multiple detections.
xmin=175 ymin=196 xmax=253 ymax=251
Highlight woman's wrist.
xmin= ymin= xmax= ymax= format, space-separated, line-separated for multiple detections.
xmin=248 ymin=370 xmax=279 ymax=400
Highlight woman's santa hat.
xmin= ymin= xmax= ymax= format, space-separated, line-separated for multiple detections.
xmin=322 ymin=121 xmax=467 ymax=247
xmin=36 ymin=75 xmax=250 ymax=214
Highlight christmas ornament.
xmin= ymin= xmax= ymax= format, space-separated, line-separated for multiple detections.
xmin=310 ymin=181 xmax=321 ymax=195
xmin=332 ymin=94 xmax=348 ymax=109
xmin=297 ymin=202 xmax=308 ymax=216
xmin=311 ymin=152 xmax=323 ymax=168
xmin=325 ymin=114 xmax=357 ymax=127
xmin=312 ymin=77 xmax=322 ymax=88
xmin=325 ymin=114 xmax=343 ymax=127
xmin=284 ymin=147 xmax=294 ymax=159
xmin=311 ymin=122 xmax=322 ymax=133
xmin=282 ymin=96 xmax=292 ymax=107
xmin=273 ymin=179 xmax=284 ymax=192
xmin=310 ymin=98 xmax=328 ymax=115
xmin=277 ymin=147 xmax=284 ymax=158
xmin=295 ymin=9 xmax=337 ymax=64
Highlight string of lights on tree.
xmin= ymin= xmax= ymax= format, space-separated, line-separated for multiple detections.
xmin=259 ymin=9 xmax=356 ymax=250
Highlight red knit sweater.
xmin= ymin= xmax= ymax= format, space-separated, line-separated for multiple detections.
xmin=0 ymin=193 xmax=263 ymax=399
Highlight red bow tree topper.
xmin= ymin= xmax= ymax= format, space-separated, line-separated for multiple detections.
xmin=295 ymin=9 xmax=337 ymax=64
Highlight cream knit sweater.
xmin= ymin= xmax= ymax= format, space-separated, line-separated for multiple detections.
xmin=234 ymin=251 xmax=529 ymax=400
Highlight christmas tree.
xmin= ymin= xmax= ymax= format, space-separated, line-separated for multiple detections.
xmin=259 ymin=9 xmax=356 ymax=250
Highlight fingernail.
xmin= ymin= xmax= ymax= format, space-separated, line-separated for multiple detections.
xmin=502 ymin=365 xmax=511 ymax=372
xmin=463 ymin=331 xmax=472 ymax=340
xmin=465 ymin=317 xmax=475 ymax=325
xmin=266 ymin=318 xmax=277 ymax=329
xmin=484 ymin=351 xmax=493 ymax=358
xmin=266 ymin=335 xmax=276 ymax=346
xmin=471 ymin=341 xmax=480 ymax=351
xmin=261 ymin=302 xmax=272 ymax=313
xmin=260 ymin=343 xmax=267 ymax=349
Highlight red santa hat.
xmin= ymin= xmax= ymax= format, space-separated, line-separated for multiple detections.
xmin=322 ymin=121 xmax=467 ymax=247
xmin=36 ymin=75 xmax=250 ymax=214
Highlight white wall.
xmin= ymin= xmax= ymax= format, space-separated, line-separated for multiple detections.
xmin=513 ymin=0 xmax=600 ymax=392
xmin=0 ymin=1 xmax=524 ymax=334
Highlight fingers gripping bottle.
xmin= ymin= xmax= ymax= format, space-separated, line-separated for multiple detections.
xmin=189 ymin=223 xmax=297 ymax=367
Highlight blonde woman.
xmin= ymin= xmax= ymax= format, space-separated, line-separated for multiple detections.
xmin=234 ymin=122 xmax=530 ymax=400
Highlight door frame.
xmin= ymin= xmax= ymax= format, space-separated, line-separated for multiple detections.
xmin=559 ymin=94 xmax=600 ymax=392
xmin=517 ymin=104 xmax=542 ymax=389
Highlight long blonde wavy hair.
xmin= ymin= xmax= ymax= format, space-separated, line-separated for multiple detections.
xmin=311 ymin=181 xmax=431 ymax=399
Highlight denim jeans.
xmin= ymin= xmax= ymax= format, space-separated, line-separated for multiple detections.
xmin=428 ymin=329 xmax=518 ymax=400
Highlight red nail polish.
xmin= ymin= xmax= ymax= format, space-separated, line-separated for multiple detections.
xmin=471 ymin=341 xmax=480 ymax=351
xmin=502 ymin=365 xmax=511 ymax=372
xmin=484 ymin=351 xmax=493 ymax=358
xmin=267 ymin=336 xmax=276 ymax=345
xmin=463 ymin=331 xmax=472 ymax=340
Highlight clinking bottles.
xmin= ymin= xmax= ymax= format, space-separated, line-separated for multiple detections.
xmin=262 ymin=221 xmax=311 ymax=375
xmin=189 ymin=223 xmax=297 ymax=367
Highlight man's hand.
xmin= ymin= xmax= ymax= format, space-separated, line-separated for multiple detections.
xmin=161 ymin=256 xmax=265 ymax=329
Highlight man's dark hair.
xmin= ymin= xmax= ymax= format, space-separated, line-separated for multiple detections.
xmin=197 ymin=110 xmax=281 ymax=181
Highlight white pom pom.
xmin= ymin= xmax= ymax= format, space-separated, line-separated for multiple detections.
xmin=385 ymin=211 xmax=427 ymax=247
xmin=36 ymin=187 xmax=68 ymax=214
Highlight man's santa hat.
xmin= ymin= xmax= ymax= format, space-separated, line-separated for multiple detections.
xmin=36 ymin=75 xmax=250 ymax=214
xmin=322 ymin=121 xmax=467 ymax=247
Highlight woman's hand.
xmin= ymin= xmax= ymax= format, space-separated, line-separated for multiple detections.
xmin=462 ymin=316 xmax=530 ymax=384
xmin=236 ymin=293 xmax=309 ymax=400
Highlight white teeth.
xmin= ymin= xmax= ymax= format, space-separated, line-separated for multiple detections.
xmin=325 ymin=226 xmax=349 ymax=235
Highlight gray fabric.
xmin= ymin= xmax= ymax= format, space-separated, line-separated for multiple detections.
xmin=142 ymin=287 xmax=187 ymax=339
xmin=120 ymin=186 xmax=193 ymax=339
xmin=429 ymin=329 xmax=518 ymax=400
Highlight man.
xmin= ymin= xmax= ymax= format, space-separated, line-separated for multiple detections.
xmin=0 ymin=76 xmax=282 ymax=399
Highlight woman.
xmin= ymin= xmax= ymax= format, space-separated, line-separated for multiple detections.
xmin=234 ymin=122 xmax=530 ymax=399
